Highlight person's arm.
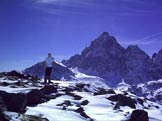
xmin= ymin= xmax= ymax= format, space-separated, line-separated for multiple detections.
xmin=52 ymin=57 xmax=56 ymax=65
xmin=43 ymin=58 xmax=47 ymax=66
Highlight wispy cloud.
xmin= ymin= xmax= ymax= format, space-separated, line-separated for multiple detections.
xmin=29 ymin=0 xmax=155 ymax=17
xmin=120 ymin=32 xmax=162 ymax=45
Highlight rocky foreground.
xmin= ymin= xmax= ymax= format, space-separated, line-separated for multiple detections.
xmin=0 ymin=71 xmax=162 ymax=121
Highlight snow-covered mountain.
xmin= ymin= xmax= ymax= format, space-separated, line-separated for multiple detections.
xmin=23 ymin=61 xmax=75 ymax=81
xmin=62 ymin=32 xmax=162 ymax=86
xmin=132 ymin=79 xmax=162 ymax=104
xmin=22 ymin=32 xmax=162 ymax=87
xmin=63 ymin=32 xmax=125 ymax=86
xmin=0 ymin=72 xmax=162 ymax=121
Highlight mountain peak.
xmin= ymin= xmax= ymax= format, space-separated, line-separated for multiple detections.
xmin=91 ymin=32 xmax=121 ymax=49
xmin=126 ymin=45 xmax=149 ymax=58
xmin=126 ymin=45 xmax=145 ymax=53
xmin=97 ymin=32 xmax=110 ymax=41
xmin=127 ymin=45 xmax=140 ymax=50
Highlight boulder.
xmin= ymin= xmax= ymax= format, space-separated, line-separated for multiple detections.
xmin=107 ymin=94 xmax=119 ymax=102
xmin=81 ymin=100 xmax=89 ymax=106
xmin=130 ymin=109 xmax=148 ymax=121
xmin=0 ymin=96 xmax=7 ymax=112
xmin=40 ymin=85 xmax=58 ymax=95
xmin=0 ymin=112 xmax=9 ymax=121
xmin=26 ymin=89 xmax=43 ymax=106
xmin=75 ymin=107 xmax=93 ymax=121
xmin=108 ymin=94 xmax=136 ymax=109
xmin=0 ymin=91 xmax=26 ymax=113
xmin=75 ymin=107 xmax=84 ymax=113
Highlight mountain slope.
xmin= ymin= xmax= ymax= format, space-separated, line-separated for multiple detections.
xmin=122 ymin=45 xmax=152 ymax=84
xmin=0 ymin=73 xmax=162 ymax=121
xmin=150 ymin=49 xmax=162 ymax=80
xmin=23 ymin=61 xmax=74 ymax=81
xmin=63 ymin=32 xmax=154 ymax=86
xmin=63 ymin=32 xmax=125 ymax=86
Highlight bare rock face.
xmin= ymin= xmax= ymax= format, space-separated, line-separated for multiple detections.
xmin=150 ymin=49 xmax=162 ymax=80
xmin=63 ymin=32 xmax=125 ymax=86
xmin=122 ymin=45 xmax=151 ymax=84
xmin=62 ymin=32 xmax=152 ymax=86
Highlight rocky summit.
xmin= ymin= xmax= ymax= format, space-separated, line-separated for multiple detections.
xmin=62 ymin=32 xmax=162 ymax=86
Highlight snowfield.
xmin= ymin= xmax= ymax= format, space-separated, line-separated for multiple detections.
xmin=1 ymin=75 xmax=162 ymax=121
xmin=25 ymin=80 xmax=162 ymax=121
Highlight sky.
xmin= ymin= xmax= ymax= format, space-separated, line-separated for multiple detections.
xmin=0 ymin=0 xmax=162 ymax=72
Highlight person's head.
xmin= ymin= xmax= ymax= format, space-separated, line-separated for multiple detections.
xmin=48 ymin=53 xmax=51 ymax=57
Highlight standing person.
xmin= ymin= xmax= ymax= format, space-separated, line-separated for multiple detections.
xmin=44 ymin=53 xmax=55 ymax=84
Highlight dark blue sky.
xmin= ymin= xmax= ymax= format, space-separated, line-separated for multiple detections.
xmin=0 ymin=0 xmax=162 ymax=71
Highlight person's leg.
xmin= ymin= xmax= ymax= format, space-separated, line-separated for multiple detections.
xmin=44 ymin=68 xmax=48 ymax=83
xmin=45 ymin=67 xmax=52 ymax=83
xmin=48 ymin=67 xmax=52 ymax=83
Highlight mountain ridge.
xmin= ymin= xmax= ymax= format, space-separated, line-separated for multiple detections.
xmin=22 ymin=32 xmax=162 ymax=87
xmin=62 ymin=32 xmax=162 ymax=86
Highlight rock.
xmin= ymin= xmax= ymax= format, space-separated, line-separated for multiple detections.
xmin=0 ymin=112 xmax=9 ymax=121
xmin=137 ymin=98 xmax=145 ymax=106
xmin=75 ymin=107 xmax=93 ymax=121
xmin=73 ymin=95 xmax=82 ymax=100
xmin=155 ymin=93 xmax=162 ymax=102
xmin=6 ymin=70 xmax=27 ymax=80
xmin=94 ymin=88 xmax=116 ymax=95
xmin=57 ymin=100 xmax=72 ymax=106
xmin=94 ymin=88 xmax=108 ymax=95
xmin=107 ymin=89 xmax=116 ymax=94
xmin=130 ymin=109 xmax=148 ymax=121
xmin=66 ymin=92 xmax=82 ymax=100
xmin=75 ymin=107 xmax=84 ymax=113
xmin=0 ymin=82 xmax=10 ymax=86
xmin=22 ymin=115 xmax=49 ymax=121
xmin=57 ymin=100 xmax=73 ymax=110
xmin=43 ymin=93 xmax=63 ymax=101
xmin=0 ymin=73 xmax=5 ymax=78
xmin=62 ymin=32 xmax=125 ymax=86
xmin=62 ymin=32 xmax=160 ymax=86
xmin=40 ymin=85 xmax=58 ymax=95
xmin=123 ymin=45 xmax=151 ymax=85
xmin=63 ymin=87 xmax=76 ymax=93
xmin=0 ymin=91 xmax=26 ymax=113
xmin=0 ymin=96 xmax=7 ymax=112
xmin=107 ymin=94 xmax=119 ymax=102
xmin=108 ymin=94 xmax=136 ymax=109
xmin=150 ymin=49 xmax=162 ymax=80
xmin=80 ymin=112 xmax=93 ymax=121
xmin=26 ymin=89 xmax=43 ymax=106
xmin=81 ymin=100 xmax=89 ymax=106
